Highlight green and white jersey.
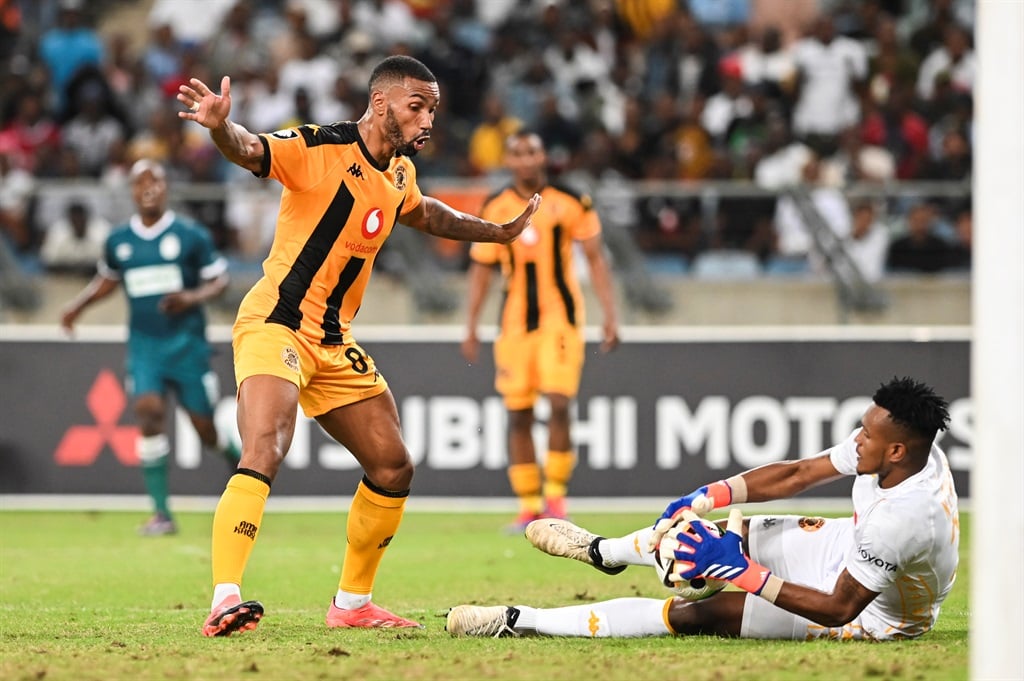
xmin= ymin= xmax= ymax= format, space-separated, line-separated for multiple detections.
xmin=100 ymin=211 xmax=227 ymax=344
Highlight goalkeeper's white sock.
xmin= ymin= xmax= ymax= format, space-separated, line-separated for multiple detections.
xmin=516 ymin=598 xmax=673 ymax=638
xmin=600 ymin=527 xmax=658 ymax=567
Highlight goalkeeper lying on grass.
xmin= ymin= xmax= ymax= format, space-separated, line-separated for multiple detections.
xmin=447 ymin=376 xmax=960 ymax=641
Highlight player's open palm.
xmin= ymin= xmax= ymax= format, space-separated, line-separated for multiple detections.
xmin=501 ymin=194 xmax=542 ymax=243
xmin=178 ymin=76 xmax=233 ymax=130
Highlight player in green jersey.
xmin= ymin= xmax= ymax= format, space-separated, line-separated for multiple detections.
xmin=61 ymin=160 xmax=240 ymax=535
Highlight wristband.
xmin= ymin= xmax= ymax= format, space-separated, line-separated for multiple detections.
xmin=758 ymin=574 xmax=784 ymax=604
xmin=726 ymin=559 xmax=773 ymax=595
xmin=725 ymin=475 xmax=748 ymax=504
xmin=705 ymin=475 xmax=747 ymax=509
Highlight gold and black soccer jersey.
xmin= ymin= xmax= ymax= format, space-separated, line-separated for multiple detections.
xmin=470 ymin=184 xmax=601 ymax=335
xmin=238 ymin=122 xmax=423 ymax=345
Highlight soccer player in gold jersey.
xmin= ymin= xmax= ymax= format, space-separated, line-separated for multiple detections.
xmin=177 ymin=56 xmax=540 ymax=636
xmin=461 ymin=131 xmax=619 ymax=532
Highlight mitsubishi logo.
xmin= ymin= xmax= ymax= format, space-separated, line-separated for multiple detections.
xmin=53 ymin=369 xmax=139 ymax=466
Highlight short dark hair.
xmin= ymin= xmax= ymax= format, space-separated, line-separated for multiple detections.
xmin=505 ymin=128 xmax=542 ymax=147
xmin=368 ymin=56 xmax=436 ymax=91
xmin=873 ymin=376 xmax=950 ymax=444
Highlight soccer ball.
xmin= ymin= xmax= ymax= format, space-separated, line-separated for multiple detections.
xmin=653 ymin=519 xmax=728 ymax=601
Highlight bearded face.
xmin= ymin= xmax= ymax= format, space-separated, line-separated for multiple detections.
xmin=384 ymin=105 xmax=423 ymax=157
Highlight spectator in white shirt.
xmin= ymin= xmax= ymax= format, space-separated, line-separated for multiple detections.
xmin=737 ymin=26 xmax=796 ymax=100
xmin=753 ymin=116 xmax=812 ymax=190
xmin=916 ymin=24 xmax=974 ymax=101
xmin=40 ymin=201 xmax=111 ymax=275
xmin=701 ymin=58 xmax=754 ymax=145
xmin=841 ymin=200 xmax=890 ymax=283
xmin=791 ymin=17 xmax=868 ymax=139
xmin=277 ymin=33 xmax=340 ymax=114
xmin=773 ymin=156 xmax=852 ymax=274
xmin=63 ymin=82 xmax=126 ymax=177
xmin=0 ymin=145 xmax=36 ymax=252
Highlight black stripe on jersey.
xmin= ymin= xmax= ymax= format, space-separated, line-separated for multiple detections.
xmin=266 ymin=182 xmax=356 ymax=333
xmin=322 ymin=256 xmax=365 ymax=345
xmin=549 ymin=181 xmax=593 ymax=210
xmin=295 ymin=121 xmax=389 ymax=173
xmin=525 ymin=262 xmax=540 ymax=332
xmin=298 ymin=122 xmax=360 ymax=147
xmin=391 ymin=197 xmax=406 ymax=231
xmin=255 ymin=135 xmax=271 ymax=178
xmin=551 ymin=224 xmax=577 ymax=326
xmin=319 ymin=193 xmax=403 ymax=344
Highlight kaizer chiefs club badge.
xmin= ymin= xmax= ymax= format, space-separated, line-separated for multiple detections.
xmin=798 ymin=517 xmax=826 ymax=532
xmin=281 ymin=347 xmax=300 ymax=372
xmin=394 ymin=164 xmax=407 ymax=190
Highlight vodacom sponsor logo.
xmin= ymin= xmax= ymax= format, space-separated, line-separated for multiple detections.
xmin=361 ymin=207 xmax=385 ymax=239
xmin=53 ymin=369 xmax=139 ymax=466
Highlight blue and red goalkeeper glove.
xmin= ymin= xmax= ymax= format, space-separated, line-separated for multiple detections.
xmin=648 ymin=479 xmax=738 ymax=551
xmin=671 ymin=509 xmax=778 ymax=598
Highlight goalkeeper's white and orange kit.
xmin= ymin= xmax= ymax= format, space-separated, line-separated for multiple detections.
xmin=743 ymin=429 xmax=960 ymax=641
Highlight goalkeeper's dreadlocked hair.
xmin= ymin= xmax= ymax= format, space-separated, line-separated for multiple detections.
xmin=872 ymin=377 xmax=950 ymax=446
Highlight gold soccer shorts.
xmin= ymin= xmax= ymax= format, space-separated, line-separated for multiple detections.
xmin=494 ymin=323 xmax=584 ymax=410
xmin=233 ymin=321 xmax=388 ymax=418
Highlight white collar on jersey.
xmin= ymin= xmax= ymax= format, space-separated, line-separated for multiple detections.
xmin=129 ymin=210 xmax=176 ymax=241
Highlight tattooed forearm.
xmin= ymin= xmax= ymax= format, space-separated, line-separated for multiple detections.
xmin=210 ymin=120 xmax=264 ymax=172
xmin=414 ymin=197 xmax=510 ymax=242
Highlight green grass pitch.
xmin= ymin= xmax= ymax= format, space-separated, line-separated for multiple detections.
xmin=0 ymin=509 xmax=968 ymax=680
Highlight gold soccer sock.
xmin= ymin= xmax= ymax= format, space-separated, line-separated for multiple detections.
xmin=508 ymin=463 xmax=544 ymax=514
xmin=211 ymin=471 xmax=270 ymax=588
xmin=542 ymin=450 xmax=576 ymax=500
xmin=338 ymin=477 xmax=408 ymax=596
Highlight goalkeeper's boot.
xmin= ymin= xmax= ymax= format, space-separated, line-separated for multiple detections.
xmin=138 ymin=513 xmax=177 ymax=536
xmin=326 ymin=599 xmax=423 ymax=629
xmin=446 ymin=605 xmax=521 ymax=637
xmin=202 ymin=595 xmax=264 ymax=637
xmin=525 ymin=518 xmax=626 ymax=575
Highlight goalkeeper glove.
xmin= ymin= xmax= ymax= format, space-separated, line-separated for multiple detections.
xmin=648 ymin=476 xmax=746 ymax=551
xmin=671 ymin=509 xmax=783 ymax=603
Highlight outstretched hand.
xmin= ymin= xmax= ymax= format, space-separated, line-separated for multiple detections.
xmin=177 ymin=76 xmax=233 ymax=129
xmin=500 ymin=193 xmax=542 ymax=243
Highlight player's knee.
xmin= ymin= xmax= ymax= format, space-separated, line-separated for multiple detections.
xmin=666 ymin=599 xmax=705 ymax=635
xmin=133 ymin=395 xmax=165 ymax=434
xmin=365 ymin=451 xmax=414 ymax=491
xmin=667 ymin=594 xmax=744 ymax=637
xmin=191 ymin=417 xmax=219 ymax=447
xmin=547 ymin=394 xmax=570 ymax=413
xmin=508 ymin=408 xmax=534 ymax=432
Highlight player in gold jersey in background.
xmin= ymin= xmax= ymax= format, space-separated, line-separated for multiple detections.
xmin=461 ymin=131 xmax=619 ymax=532
xmin=178 ymin=56 xmax=540 ymax=636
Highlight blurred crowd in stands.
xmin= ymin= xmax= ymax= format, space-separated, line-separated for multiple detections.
xmin=0 ymin=0 xmax=974 ymax=284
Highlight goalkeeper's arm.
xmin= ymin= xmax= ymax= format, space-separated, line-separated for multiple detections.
xmin=768 ymin=569 xmax=880 ymax=628
xmin=675 ymin=510 xmax=879 ymax=628
xmin=651 ymin=454 xmax=843 ymax=549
